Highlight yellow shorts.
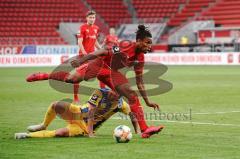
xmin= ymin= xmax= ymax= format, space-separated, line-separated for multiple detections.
xmin=62 ymin=103 xmax=88 ymax=137
xmin=66 ymin=123 xmax=86 ymax=137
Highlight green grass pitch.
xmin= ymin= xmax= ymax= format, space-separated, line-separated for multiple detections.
xmin=0 ymin=66 xmax=240 ymax=159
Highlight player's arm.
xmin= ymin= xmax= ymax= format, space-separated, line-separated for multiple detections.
xmin=86 ymin=89 xmax=103 ymax=137
xmin=128 ymin=112 xmax=140 ymax=134
xmin=135 ymin=69 xmax=160 ymax=110
xmin=71 ymin=48 xmax=108 ymax=68
xmin=87 ymin=103 xmax=96 ymax=137
xmin=78 ymin=37 xmax=87 ymax=55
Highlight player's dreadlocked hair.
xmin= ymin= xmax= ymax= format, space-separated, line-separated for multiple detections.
xmin=136 ymin=25 xmax=152 ymax=40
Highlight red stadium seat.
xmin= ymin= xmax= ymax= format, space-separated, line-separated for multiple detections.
xmin=85 ymin=0 xmax=131 ymax=27
xmin=200 ymin=0 xmax=240 ymax=27
xmin=0 ymin=0 xmax=87 ymax=45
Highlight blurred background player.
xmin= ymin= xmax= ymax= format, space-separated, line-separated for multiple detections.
xmin=74 ymin=10 xmax=101 ymax=103
xmin=15 ymin=88 xmax=139 ymax=139
xmin=102 ymin=27 xmax=119 ymax=46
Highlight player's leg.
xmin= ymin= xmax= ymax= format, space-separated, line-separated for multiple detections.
xmin=110 ymin=71 xmax=148 ymax=133
xmin=28 ymin=128 xmax=69 ymax=138
xmin=115 ymin=83 xmax=164 ymax=138
xmin=115 ymin=83 xmax=148 ymax=132
xmin=26 ymin=59 xmax=103 ymax=83
xmin=24 ymin=123 xmax=86 ymax=138
xmin=73 ymin=83 xmax=80 ymax=103
xmin=15 ymin=128 xmax=70 ymax=139
xmin=27 ymin=100 xmax=77 ymax=132
xmin=27 ymin=102 xmax=58 ymax=132
xmin=97 ymin=70 xmax=148 ymax=131
xmin=110 ymin=71 xmax=164 ymax=137
xmin=16 ymin=102 xmax=87 ymax=139
xmin=26 ymin=63 xmax=89 ymax=83
xmin=52 ymin=101 xmax=88 ymax=134
xmin=26 ymin=64 xmax=88 ymax=103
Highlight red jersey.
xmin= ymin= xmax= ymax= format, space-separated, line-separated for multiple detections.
xmin=78 ymin=23 xmax=99 ymax=55
xmin=104 ymin=34 xmax=119 ymax=46
xmin=103 ymin=42 xmax=144 ymax=75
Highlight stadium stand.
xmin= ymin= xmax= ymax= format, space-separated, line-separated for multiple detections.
xmin=200 ymin=0 xmax=240 ymax=27
xmin=0 ymin=0 xmax=89 ymax=45
xmin=85 ymin=0 xmax=131 ymax=27
xmin=167 ymin=0 xmax=216 ymax=27
xmin=1 ymin=0 xmax=240 ymax=46
xmin=132 ymin=0 xmax=185 ymax=22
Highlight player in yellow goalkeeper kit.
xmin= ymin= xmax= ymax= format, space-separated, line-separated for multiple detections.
xmin=15 ymin=88 xmax=139 ymax=139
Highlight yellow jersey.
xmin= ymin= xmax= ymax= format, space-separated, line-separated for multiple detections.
xmin=79 ymin=88 xmax=130 ymax=130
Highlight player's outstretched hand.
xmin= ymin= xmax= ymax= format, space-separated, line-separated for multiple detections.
xmin=146 ymin=102 xmax=160 ymax=111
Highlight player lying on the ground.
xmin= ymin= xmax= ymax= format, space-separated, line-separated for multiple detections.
xmin=15 ymin=88 xmax=140 ymax=139
xmin=26 ymin=25 xmax=164 ymax=138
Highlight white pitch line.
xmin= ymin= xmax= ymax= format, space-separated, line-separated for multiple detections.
xmin=193 ymin=111 xmax=240 ymax=115
xmin=111 ymin=117 xmax=240 ymax=127
xmin=158 ymin=120 xmax=240 ymax=127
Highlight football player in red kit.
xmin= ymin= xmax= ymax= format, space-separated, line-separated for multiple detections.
xmin=77 ymin=10 xmax=101 ymax=56
xmin=74 ymin=10 xmax=101 ymax=103
xmin=102 ymin=27 xmax=119 ymax=46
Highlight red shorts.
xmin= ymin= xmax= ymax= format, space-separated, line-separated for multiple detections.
xmin=75 ymin=59 xmax=128 ymax=88
xmin=97 ymin=69 xmax=129 ymax=89
xmin=75 ymin=58 xmax=103 ymax=80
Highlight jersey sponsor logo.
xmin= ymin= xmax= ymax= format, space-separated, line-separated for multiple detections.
xmin=94 ymin=29 xmax=98 ymax=34
xmin=87 ymin=35 xmax=97 ymax=39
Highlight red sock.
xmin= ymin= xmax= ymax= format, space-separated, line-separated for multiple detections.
xmin=49 ymin=71 xmax=69 ymax=82
xmin=73 ymin=84 xmax=80 ymax=103
xmin=129 ymin=95 xmax=148 ymax=132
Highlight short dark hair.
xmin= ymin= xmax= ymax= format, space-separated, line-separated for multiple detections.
xmin=136 ymin=25 xmax=152 ymax=40
xmin=86 ymin=10 xmax=96 ymax=17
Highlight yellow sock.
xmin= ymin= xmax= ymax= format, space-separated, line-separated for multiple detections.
xmin=42 ymin=104 xmax=56 ymax=127
xmin=29 ymin=130 xmax=56 ymax=138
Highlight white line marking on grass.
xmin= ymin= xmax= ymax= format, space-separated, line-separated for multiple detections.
xmin=158 ymin=120 xmax=240 ymax=127
xmin=193 ymin=111 xmax=240 ymax=115
xmin=111 ymin=117 xmax=240 ymax=127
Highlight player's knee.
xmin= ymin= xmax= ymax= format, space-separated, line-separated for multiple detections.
xmin=65 ymin=75 xmax=81 ymax=83
xmin=54 ymin=101 xmax=67 ymax=114
xmin=65 ymin=77 xmax=75 ymax=83
xmin=49 ymin=101 xmax=59 ymax=113
xmin=126 ymin=89 xmax=138 ymax=99
xmin=51 ymin=101 xmax=58 ymax=109
xmin=127 ymin=91 xmax=139 ymax=104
